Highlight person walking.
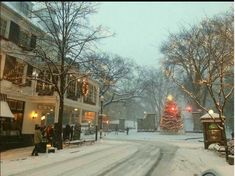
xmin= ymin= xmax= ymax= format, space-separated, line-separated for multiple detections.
xmin=115 ymin=124 xmax=118 ymax=135
xmin=65 ymin=124 xmax=71 ymax=141
xmin=126 ymin=127 xmax=129 ymax=135
xmin=46 ymin=125 xmax=53 ymax=146
xmin=75 ymin=123 xmax=81 ymax=140
xmin=70 ymin=125 xmax=74 ymax=141
xmin=31 ymin=124 xmax=42 ymax=156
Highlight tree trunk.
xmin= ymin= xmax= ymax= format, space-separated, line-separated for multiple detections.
xmin=223 ymin=128 xmax=229 ymax=162
xmin=57 ymin=97 xmax=64 ymax=150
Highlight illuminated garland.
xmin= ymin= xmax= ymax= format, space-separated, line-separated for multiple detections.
xmin=82 ymin=78 xmax=89 ymax=96
xmin=3 ymin=62 xmax=25 ymax=84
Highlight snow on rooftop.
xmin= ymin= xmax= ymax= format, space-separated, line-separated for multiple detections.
xmin=201 ymin=112 xmax=225 ymax=119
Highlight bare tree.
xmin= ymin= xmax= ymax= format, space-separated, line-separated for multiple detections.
xmin=161 ymin=9 xmax=234 ymax=160
xmin=84 ymin=53 xmax=146 ymax=108
xmin=141 ymin=67 xmax=177 ymax=126
xmin=31 ymin=2 xmax=110 ymax=149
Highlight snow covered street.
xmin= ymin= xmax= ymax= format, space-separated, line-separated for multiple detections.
xmin=1 ymin=130 xmax=234 ymax=176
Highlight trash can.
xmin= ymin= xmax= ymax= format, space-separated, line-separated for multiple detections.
xmin=39 ymin=138 xmax=47 ymax=153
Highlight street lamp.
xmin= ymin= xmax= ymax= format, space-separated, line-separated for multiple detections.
xmin=208 ymin=109 xmax=214 ymax=115
xmin=100 ymin=95 xmax=104 ymax=139
xmin=144 ymin=111 xmax=147 ymax=119
xmin=32 ymin=70 xmax=38 ymax=96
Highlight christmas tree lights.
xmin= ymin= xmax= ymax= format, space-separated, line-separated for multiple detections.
xmin=160 ymin=95 xmax=183 ymax=133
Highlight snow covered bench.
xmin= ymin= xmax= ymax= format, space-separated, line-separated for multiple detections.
xmin=64 ymin=139 xmax=95 ymax=146
xmin=65 ymin=139 xmax=85 ymax=146
xmin=84 ymin=139 xmax=95 ymax=145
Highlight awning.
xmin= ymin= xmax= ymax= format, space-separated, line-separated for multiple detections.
xmin=0 ymin=101 xmax=14 ymax=118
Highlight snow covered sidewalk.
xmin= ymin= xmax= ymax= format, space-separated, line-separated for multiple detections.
xmin=0 ymin=140 xmax=139 ymax=176
xmin=1 ymin=140 xmax=104 ymax=161
xmin=1 ymin=131 xmax=234 ymax=176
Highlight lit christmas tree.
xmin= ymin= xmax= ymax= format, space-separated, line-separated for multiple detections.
xmin=160 ymin=95 xmax=183 ymax=133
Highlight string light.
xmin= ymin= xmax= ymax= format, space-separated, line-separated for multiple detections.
xmin=3 ymin=62 xmax=25 ymax=84
xmin=82 ymin=78 xmax=89 ymax=96
xmin=167 ymin=95 xmax=173 ymax=101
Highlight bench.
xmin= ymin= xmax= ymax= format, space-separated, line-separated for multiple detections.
xmin=65 ymin=139 xmax=85 ymax=146
xmin=65 ymin=139 xmax=95 ymax=146
xmin=84 ymin=139 xmax=96 ymax=145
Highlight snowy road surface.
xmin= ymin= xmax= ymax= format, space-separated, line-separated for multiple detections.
xmin=1 ymin=131 xmax=234 ymax=176
xmin=2 ymin=140 xmax=163 ymax=176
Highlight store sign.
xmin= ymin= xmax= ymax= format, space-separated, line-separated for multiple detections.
xmin=38 ymin=104 xmax=54 ymax=110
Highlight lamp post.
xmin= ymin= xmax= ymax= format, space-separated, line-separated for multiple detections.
xmin=100 ymin=95 xmax=104 ymax=139
xmin=32 ymin=70 xmax=38 ymax=96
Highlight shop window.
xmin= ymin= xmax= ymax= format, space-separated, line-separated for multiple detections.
xmin=82 ymin=111 xmax=95 ymax=123
xmin=67 ymin=75 xmax=77 ymax=101
xmin=25 ymin=64 xmax=33 ymax=86
xmin=3 ymin=55 xmax=25 ymax=85
xmin=36 ymin=71 xmax=44 ymax=92
xmin=0 ymin=99 xmax=25 ymax=136
xmin=30 ymin=34 xmax=37 ymax=49
xmin=46 ymin=114 xmax=55 ymax=125
xmin=36 ymin=70 xmax=53 ymax=96
xmin=0 ymin=17 xmax=7 ymax=38
xmin=7 ymin=99 xmax=25 ymax=112
xmin=9 ymin=21 xmax=20 ymax=45
xmin=84 ymin=85 xmax=96 ymax=105
xmin=62 ymin=111 xmax=69 ymax=125
xmin=76 ymin=81 xmax=81 ymax=98
xmin=19 ymin=30 xmax=31 ymax=50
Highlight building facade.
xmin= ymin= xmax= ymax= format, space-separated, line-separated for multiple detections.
xmin=137 ymin=113 xmax=157 ymax=132
xmin=0 ymin=2 xmax=100 ymax=150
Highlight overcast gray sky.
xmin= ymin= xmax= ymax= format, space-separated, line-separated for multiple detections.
xmin=91 ymin=2 xmax=233 ymax=67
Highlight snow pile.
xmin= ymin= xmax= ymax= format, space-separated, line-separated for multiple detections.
xmin=165 ymin=140 xmax=234 ymax=176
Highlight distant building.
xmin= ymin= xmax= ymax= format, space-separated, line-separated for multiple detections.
xmin=119 ymin=119 xmax=125 ymax=132
xmin=192 ymin=112 xmax=203 ymax=132
xmin=182 ymin=112 xmax=193 ymax=132
xmin=108 ymin=120 xmax=119 ymax=131
xmin=137 ymin=113 xmax=157 ymax=132
xmin=108 ymin=119 xmax=136 ymax=131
